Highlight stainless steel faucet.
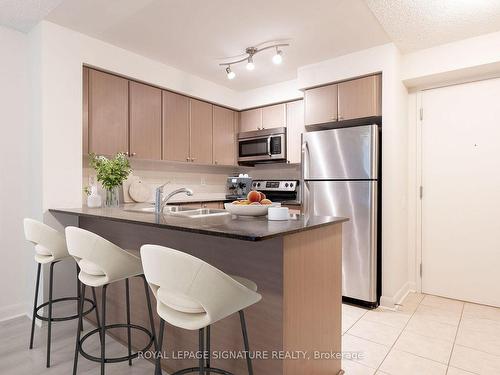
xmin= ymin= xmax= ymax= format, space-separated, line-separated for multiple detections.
xmin=154 ymin=182 xmax=193 ymax=214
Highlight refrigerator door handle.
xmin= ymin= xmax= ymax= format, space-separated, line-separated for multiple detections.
xmin=301 ymin=139 xmax=309 ymax=179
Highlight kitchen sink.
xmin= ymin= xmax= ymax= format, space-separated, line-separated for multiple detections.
xmin=123 ymin=205 xmax=229 ymax=218
xmin=172 ymin=208 xmax=229 ymax=218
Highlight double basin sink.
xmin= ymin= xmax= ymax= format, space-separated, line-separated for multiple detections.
xmin=124 ymin=204 xmax=229 ymax=218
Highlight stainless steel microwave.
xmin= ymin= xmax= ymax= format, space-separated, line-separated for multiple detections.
xmin=237 ymin=127 xmax=286 ymax=163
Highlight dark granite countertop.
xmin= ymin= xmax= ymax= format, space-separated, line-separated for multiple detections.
xmin=50 ymin=205 xmax=347 ymax=242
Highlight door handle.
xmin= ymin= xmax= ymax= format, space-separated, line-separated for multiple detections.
xmin=267 ymin=136 xmax=272 ymax=157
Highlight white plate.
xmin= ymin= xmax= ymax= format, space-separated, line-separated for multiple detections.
xmin=224 ymin=202 xmax=279 ymax=216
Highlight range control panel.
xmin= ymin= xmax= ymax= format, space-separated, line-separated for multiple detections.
xmin=251 ymin=180 xmax=299 ymax=192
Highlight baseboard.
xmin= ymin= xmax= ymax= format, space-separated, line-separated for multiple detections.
xmin=379 ymin=282 xmax=411 ymax=309
xmin=0 ymin=303 xmax=29 ymax=322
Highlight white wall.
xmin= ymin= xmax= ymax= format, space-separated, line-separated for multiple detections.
xmin=0 ymin=26 xmax=35 ymax=320
xmin=298 ymin=44 xmax=411 ymax=307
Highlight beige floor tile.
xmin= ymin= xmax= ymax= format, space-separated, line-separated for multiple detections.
xmin=446 ymin=366 xmax=478 ymax=375
xmin=362 ymin=309 xmax=412 ymax=329
xmin=347 ymin=319 xmax=402 ymax=346
xmin=380 ymin=349 xmax=447 ymax=375
xmin=405 ymin=314 xmax=458 ymax=341
xmin=341 ymin=359 xmax=376 ymax=374
xmin=456 ymin=317 xmax=500 ymax=356
xmin=342 ymin=333 xmax=390 ymax=369
xmin=450 ymin=344 xmax=500 ymax=375
xmin=393 ymin=330 xmax=453 ymax=364
xmin=463 ymin=303 xmax=500 ymax=322
xmin=344 ymin=304 xmax=369 ymax=320
xmin=343 ymin=313 xmax=361 ymax=334
xmin=421 ymin=295 xmax=464 ymax=313
xmin=414 ymin=304 xmax=462 ymax=326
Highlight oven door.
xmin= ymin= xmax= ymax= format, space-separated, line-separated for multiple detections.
xmin=238 ymin=134 xmax=285 ymax=162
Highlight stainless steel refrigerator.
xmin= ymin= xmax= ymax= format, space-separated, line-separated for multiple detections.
xmin=302 ymin=124 xmax=379 ymax=307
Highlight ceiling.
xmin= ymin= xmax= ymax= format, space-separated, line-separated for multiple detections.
xmin=365 ymin=0 xmax=500 ymax=53
xmin=0 ymin=0 xmax=65 ymax=32
xmin=45 ymin=0 xmax=390 ymax=91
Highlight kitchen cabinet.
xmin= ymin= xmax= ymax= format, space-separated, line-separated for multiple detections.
xmin=82 ymin=67 xmax=89 ymax=155
xmin=129 ymin=81 xmax=162 ymax=160
xmin=88 ymin=69 xmax=129 ymax=156
xmin=162 ymin=91 xmax=190 ymax=162
xmin=286 ymin=100 xmax=305 ymax=164
xmin=213 ymin=105 xmax=236 ymax=165
xmin=338 ymin=75 xmax=381 ymax=121
xmin=239 ymin=108 xmax=262 ymax=132
xmin=262 ymin=103 xmax=286 ymax=128
xmin=304 ymin=84 xmax=338 ymax=126
xmin=189 ymin=99 xmax=213 ymax=164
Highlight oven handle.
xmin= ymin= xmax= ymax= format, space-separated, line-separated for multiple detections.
xmin=267 ymin=136 xmax=272 ymax=157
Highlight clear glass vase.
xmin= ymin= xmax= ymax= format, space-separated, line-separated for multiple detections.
xmin=104 ymin=187 xmax=119 ymax=207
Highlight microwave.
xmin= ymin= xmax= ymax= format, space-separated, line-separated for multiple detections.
xmin=237 ymin=127 xmax=286 ymax=164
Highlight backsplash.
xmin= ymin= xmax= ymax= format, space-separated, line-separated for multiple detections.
xmin=83 ymin=158 xmax=301 ymax=204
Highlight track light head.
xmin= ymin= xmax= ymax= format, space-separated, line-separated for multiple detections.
xmin=272 ymin=47 xmax=283 ymax=65
xmin=226 ymin=66 xmax=235 ymax=80
xmin=246 ymin=56 xmax=255 ymax=71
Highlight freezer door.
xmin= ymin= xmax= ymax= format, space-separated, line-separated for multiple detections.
xmin=304 ymin=180 xmax=377 ymax=302
xmin=302 ymin=124 xmax=378 ymax=180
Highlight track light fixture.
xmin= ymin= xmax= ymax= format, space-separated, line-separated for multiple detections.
xmin=219 ymin=42 xmax=289 ymax=79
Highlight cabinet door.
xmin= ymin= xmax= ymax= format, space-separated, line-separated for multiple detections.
xmin=262 ymin=103 xmax=286 ymax=129
xmin=162 ymin=91 xmax=189 ymax=162
xmin=239 ymin=108 xmax=262 ymax=132
xmin=213 ymin=105 xmax=236 ymax=166
xmin=189 ymin=99 xmax=213 ymax=164
xmin=88 ymin=69 xmax=129 ymax=155
xmin=286 ymin=100 xmax=305 ymax=164
xmin=338 ymin=75 xmax=381 ymax=121
xmin=304 ymin=84 xmax=338 ymax=126
xmin=129 ymin=81 xmax=162 ymax=160
xmin=82 ymin=67 xmax=89 ymax=155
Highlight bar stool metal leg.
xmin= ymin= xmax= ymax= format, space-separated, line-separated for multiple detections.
xmin=205 ymin=326 xmax=211 ymax=375
xmin=199 ymin=328 xmax=205 ymax=375
xmin=155 ymin=318 xmax=165 ymax=375
xmin=142 ymin=275 xmax=158 ymax=356
xmin=92 ymin=287 xmax=101 ymax=340
xmin=100 ymin=284 xmax=108 ymax=375
xmin=239 ymin=311 xmax=253 ymax=375
xmin=125 ymin=279 xmax=132 ymax=366
xmin=29 ymin=263 xmax=41 ymax=349
xmin=46 ymin=261 xmax=56 ymax=367
xmin=73 ymin=282 xmax=86 ymax=375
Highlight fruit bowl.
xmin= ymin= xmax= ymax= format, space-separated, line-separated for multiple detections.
xmin=224 ymin=202 xmax=281 ymax=216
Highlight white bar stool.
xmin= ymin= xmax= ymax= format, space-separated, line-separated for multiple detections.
xmin=141 ymin=244 xmax=262 ymax=375
xmin=65 ymin=227 xmax=157 ymax=375
xmin=23 ymin=218 xmax=97 ymax=368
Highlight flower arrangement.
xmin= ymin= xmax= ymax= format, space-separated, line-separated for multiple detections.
xmin=89 ymin=153 xmax=132 ymax=206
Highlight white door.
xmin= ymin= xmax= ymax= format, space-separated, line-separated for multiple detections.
xmin=421 ymin=78 xmax=500 ymax=307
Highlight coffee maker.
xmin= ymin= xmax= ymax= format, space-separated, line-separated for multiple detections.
xmin=226 ymin=176 xmax=253 ymax=200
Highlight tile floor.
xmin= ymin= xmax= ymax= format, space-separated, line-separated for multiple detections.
xmin=342 ymin=292 xmax=500 ymax=375
xmin=1 ymin=292 xmax=499 ymax=374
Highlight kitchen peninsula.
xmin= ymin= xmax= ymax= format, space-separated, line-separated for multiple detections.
xmin=50 ymin=206 xmax=347 ymax=375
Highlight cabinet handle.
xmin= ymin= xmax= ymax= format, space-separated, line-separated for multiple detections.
xmin=130 ymin=152 xmax=137 ymax=157
xmin=123 ymin=151 xmax=129 ymax=156
xmin=214 ymin=160 xmax=218 ymax=165
xmin=186 ymin=157 xmax=190 ymax=161
xmin=191 ymin=157 xmax=196 ymax=162
xmin=338 ymin=115 xmax=344 ymax=121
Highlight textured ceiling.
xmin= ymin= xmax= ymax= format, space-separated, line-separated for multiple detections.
xmin=46 ymin=0 xmax=390 ymax=91
xmin=365 ymin=0 xmax=500 ymax=53
xmin=0 ymin=0 xmax=65 ymax=32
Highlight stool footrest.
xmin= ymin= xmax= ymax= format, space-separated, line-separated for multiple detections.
xmin=35 ymin=297 xmax=95 ymax=322
xmin=78 ymin=323 xmax=154 ymax=364
xmin=171 ymin=367 xmax=234 ymax=375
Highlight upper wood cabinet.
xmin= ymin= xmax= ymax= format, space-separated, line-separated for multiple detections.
xmin=304 ymin=84 xmax=338 ymax=126
xmin=239 ymin=108 xmax=262 ymax=132
xmin=189 ymin=99 xmax=213 ymax=164
xmin=129 ymin=81 xmax=162 ymax=160
xmin=162 ymin=91 xmax=190 ymax=162
xmin=338 ymin=75 xmax=381 ymax=121
xmin=213 ymin=105 xmax=236 ymax=166
xmin=239 ymin=104 xmax=287 ymax=132
xmin=304 ymin=74 xmax=382 ymax=126
xmin=262 ymin=103 xmax=286 ymax=128
xmin=286 ymin=100 xmax=305 ymax=164
xmin=88 ymin=69 xmax=129 ymax=156
xmin=82 ymin=67 xmax=89 ymax=155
